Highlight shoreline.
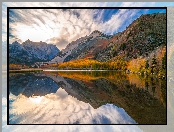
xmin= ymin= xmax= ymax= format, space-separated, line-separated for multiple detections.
xmin=9 ymin=69 xmax=43 ymax=73
xmin=9 ymin=69 xmax=125 ymax=72
xmin=43 ymin=69 xmax=121 ymax=72
xmin=8 ymin=69 xmax=166 ymax=79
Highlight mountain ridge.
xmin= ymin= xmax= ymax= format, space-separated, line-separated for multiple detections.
xmin=49 ymin=13 xmax=166 ymax=63
xmin=9 ymin=13 xmax=166 ymax=71
xmin=9 ymin=40 xmax=60 ymax=65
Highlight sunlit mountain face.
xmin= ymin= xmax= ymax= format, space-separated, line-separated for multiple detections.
xmin=8 ymin=71 xmax=166 ymax=124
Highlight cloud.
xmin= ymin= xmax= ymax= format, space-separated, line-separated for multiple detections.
xmin=2 ymin=2 xmax=160 ymax=51
xmin=47 ymin=37 xmax=69 ymax=50
xmin=8 ymin=9 xmax=84 ymax=45
xmin=120 ymin=2 xmax=155 ymax=7
xmin=7 ymin=8 xmax=122 ymax=48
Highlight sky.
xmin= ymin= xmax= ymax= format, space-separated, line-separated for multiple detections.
xmin=2 ymin=2 xmax=174 ymax=132
xmin=3 ymin=2 xmax=169 ymax=50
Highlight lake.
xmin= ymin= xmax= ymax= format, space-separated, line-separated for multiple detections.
xmin=8 ymin=71 xmax=166 ymax=124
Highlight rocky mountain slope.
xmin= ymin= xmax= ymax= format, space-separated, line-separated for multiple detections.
xmin=95 ymin=13 xmax=166 ymax=61
xmin=50 ymin=13 xmax=166 ymax=63
xmin=9 ymin=40 xmax=60 ymax=65
xmin=10 ymin=13 xmax=166 ymax=67
xmin=49 ymin=30 xmax=111 ymax=63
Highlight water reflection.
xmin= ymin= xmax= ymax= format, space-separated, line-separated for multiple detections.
xmin=9 ymin=73 xmax=59 ymax=97
xmin=9 ymin=71 xmax=166 ymax=124
xmin=9 ymin=87 xmax=136 ymax=124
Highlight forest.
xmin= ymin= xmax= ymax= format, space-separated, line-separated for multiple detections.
xmin=47 ymin=49 xmax=166 ymax=79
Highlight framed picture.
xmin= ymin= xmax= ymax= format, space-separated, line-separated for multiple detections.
xmin=8 ymin=7 xmax=167 ymax=125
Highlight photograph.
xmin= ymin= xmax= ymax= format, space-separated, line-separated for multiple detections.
xmin=8 ymin=7 xmax=167 ymax=124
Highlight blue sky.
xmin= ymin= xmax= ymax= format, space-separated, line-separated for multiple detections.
xmin=99 ymin=9 xmax=166 ymax=23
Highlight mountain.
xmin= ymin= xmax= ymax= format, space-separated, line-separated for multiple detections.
xmin=23 ymin=40 xmax=59 ymax=61
xmin=50 ymin=13 xmax=166 ymax=63
xmin=10 ymin=13 xmax=166 ymax=68
xmin=9 ymin=40 xmax=60 ymax=65
xmin=49 ymin=30 xmax=111 ymax=63
xmin=95 ymin=13 xmax=166 ymax=61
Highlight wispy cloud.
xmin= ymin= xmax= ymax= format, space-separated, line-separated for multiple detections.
xmin=3 ymin=2 xmax=159 ymax=50
xmin=8 ymin=9 xmax=101 ymax=49
xmin=2 ymin=2 xmax=166 ymax=64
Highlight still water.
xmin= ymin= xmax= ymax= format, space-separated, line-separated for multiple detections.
xmin=9 ymin=71 xmax=166 ymax=124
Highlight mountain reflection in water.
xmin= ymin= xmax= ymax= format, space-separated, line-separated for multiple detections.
xmin=9 ymin=71 xmax=166 ymax=124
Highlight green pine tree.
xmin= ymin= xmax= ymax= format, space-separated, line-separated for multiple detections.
xmin=162 ymin=52 xmax=166 ymax=70
xmin=145 ymin=60 xmax=149 ymax=69
xmin=151 ymin=55 xmax=157 ymax=74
